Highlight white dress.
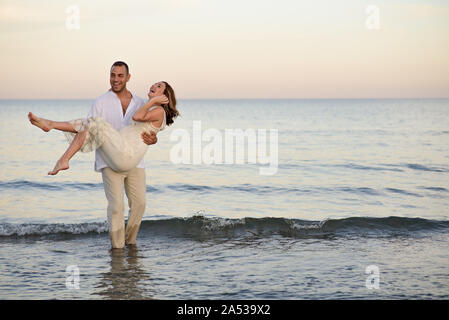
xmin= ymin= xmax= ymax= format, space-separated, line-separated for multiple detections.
xmin=64 ymin=106 xmax=166 ymax=172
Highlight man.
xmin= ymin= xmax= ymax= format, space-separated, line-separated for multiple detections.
xmin=88 ymin=61 xmax=157 ymax=249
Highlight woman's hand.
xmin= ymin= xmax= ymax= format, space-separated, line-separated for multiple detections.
xmin=150 ymin=95 xmax=169 ymax=106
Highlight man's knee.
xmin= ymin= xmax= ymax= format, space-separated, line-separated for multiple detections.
xmin=102 ymin=168 xmax=125 ymax=211
xmin=130 ymin=198 xmax=145 ymax=215
xmin=107 ymin=199 xmax=124 ymax=216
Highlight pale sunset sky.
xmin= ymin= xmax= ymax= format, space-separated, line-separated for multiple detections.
xmin=0 ymin=0 xmax=448 ymax=99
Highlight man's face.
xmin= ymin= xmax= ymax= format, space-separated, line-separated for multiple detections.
xmin=110 ymin=65 xmax=130 ymax=93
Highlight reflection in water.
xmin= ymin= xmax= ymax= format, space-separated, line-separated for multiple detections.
xmin=96 ymin=246 xmax=153 ymax=300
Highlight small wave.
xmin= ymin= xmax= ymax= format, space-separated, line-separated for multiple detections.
xmin=0 ymin=180 xmax=61 ymax=191
xmin=166 ymin=184 xmax=215 ymax=193
xmin=337 ymin=163 xmax=403 ymax=172
xmin=0 ymin=180 xmax=104 ymax=191
xmin=418 ymin=186 xmax=448 ymax=193
xmin=0 ymin=222 xmax=108 ymax=237
xmin=141 ymin=216 xmax=449 ymax=239
xmin=385 ymin=188 xmax=423 ymax=197
xmin=163 ymin=184 xmax=296 ymax=194
xmin=435 ymin=130 xmax=449 ymax=135
xmin=0 ymin=180 xmax=296 ymax=195
xmin=336 ymin=187 xmax=380 ymax=196
xmin=334 ymin=162 xmax=449 ymax=173
xmin=1 ymin=216 xmax=448 ymax=239
xmin=2 ymin=178 xmax=445 ymax=201
xmin=405 ymin=163 xmax=447 ymax=173
xmin=0 ymin=180 xmax=308 ymax=195
xmin=320 ymin=216 xmax=449 ymax=233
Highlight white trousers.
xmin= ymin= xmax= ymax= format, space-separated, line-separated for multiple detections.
xmin=101 ymin=167 xmax=146 ymax=249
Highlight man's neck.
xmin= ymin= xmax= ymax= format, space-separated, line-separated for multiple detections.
xmin=112 ymin=88 xmax=131 ymax=99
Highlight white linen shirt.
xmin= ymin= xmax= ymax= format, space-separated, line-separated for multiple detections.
xmin=87 ymin=90 xmax=146 ymax=172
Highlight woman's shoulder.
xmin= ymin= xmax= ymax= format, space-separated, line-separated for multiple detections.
xmin=149 ymin=105 xmax=165 ymax=112
xmin=149 ymin=106 xmax=166 ymax=120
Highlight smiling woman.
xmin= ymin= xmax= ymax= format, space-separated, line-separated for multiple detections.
xmin=133 ymin=81 xmax=179 ymax=125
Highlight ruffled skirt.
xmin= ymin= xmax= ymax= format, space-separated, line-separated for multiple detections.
xmin=63 ymin=117 xmax=148 ymax=172
xmin=63 ymin=117 xmax=109 ymax=153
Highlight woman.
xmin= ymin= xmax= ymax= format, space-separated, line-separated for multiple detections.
xmin=28 ymin=81 xmax=179 ymax=175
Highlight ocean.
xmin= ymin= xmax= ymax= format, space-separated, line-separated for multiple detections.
xmin=0 ymin=98 xmax=448 ymax=299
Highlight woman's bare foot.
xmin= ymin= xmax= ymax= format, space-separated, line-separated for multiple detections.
xmin=28 ymin=112 xmax=52 ymax=132
xmin=48 ymin=159 xmax=69 ymax=175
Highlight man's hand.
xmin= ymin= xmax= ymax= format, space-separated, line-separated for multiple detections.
xmin=141 ymin=131 xmax=157 ymax=145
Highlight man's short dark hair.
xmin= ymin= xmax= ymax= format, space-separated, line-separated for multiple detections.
xmin=111 ymin=61 xmax=129 ymax=74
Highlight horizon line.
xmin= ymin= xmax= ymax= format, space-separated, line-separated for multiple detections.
xmin=1 ymin=97 xmax=449 ymax=101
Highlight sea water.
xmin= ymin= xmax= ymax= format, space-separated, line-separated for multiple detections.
xmin=0 ymin=98 xmax=448 ymax=299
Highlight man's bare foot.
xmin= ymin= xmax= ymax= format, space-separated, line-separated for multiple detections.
xmin=48 ymin=159 xmax=69 ymax=175
xmin=28 ymin=112 xmax=52 ymax=132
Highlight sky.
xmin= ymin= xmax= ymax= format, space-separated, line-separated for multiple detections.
xmin=0 ymin=0 xmax=448 ymax=99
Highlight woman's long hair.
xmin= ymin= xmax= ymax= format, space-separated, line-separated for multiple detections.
xmin=161 ymin=81 xmax=179 ymax=126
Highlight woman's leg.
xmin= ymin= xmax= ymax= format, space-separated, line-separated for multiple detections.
xmin=28 ymin=112 xmax=77 ymax=133
xmin=48 ymin=129 xmax=87 ymax=175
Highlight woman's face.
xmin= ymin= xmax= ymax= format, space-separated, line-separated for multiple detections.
xmin=148 ymin=82 xmax=166 ymax=99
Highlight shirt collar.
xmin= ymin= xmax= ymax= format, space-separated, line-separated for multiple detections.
xmin=108 ymin=89 xmax=134 ymax=101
